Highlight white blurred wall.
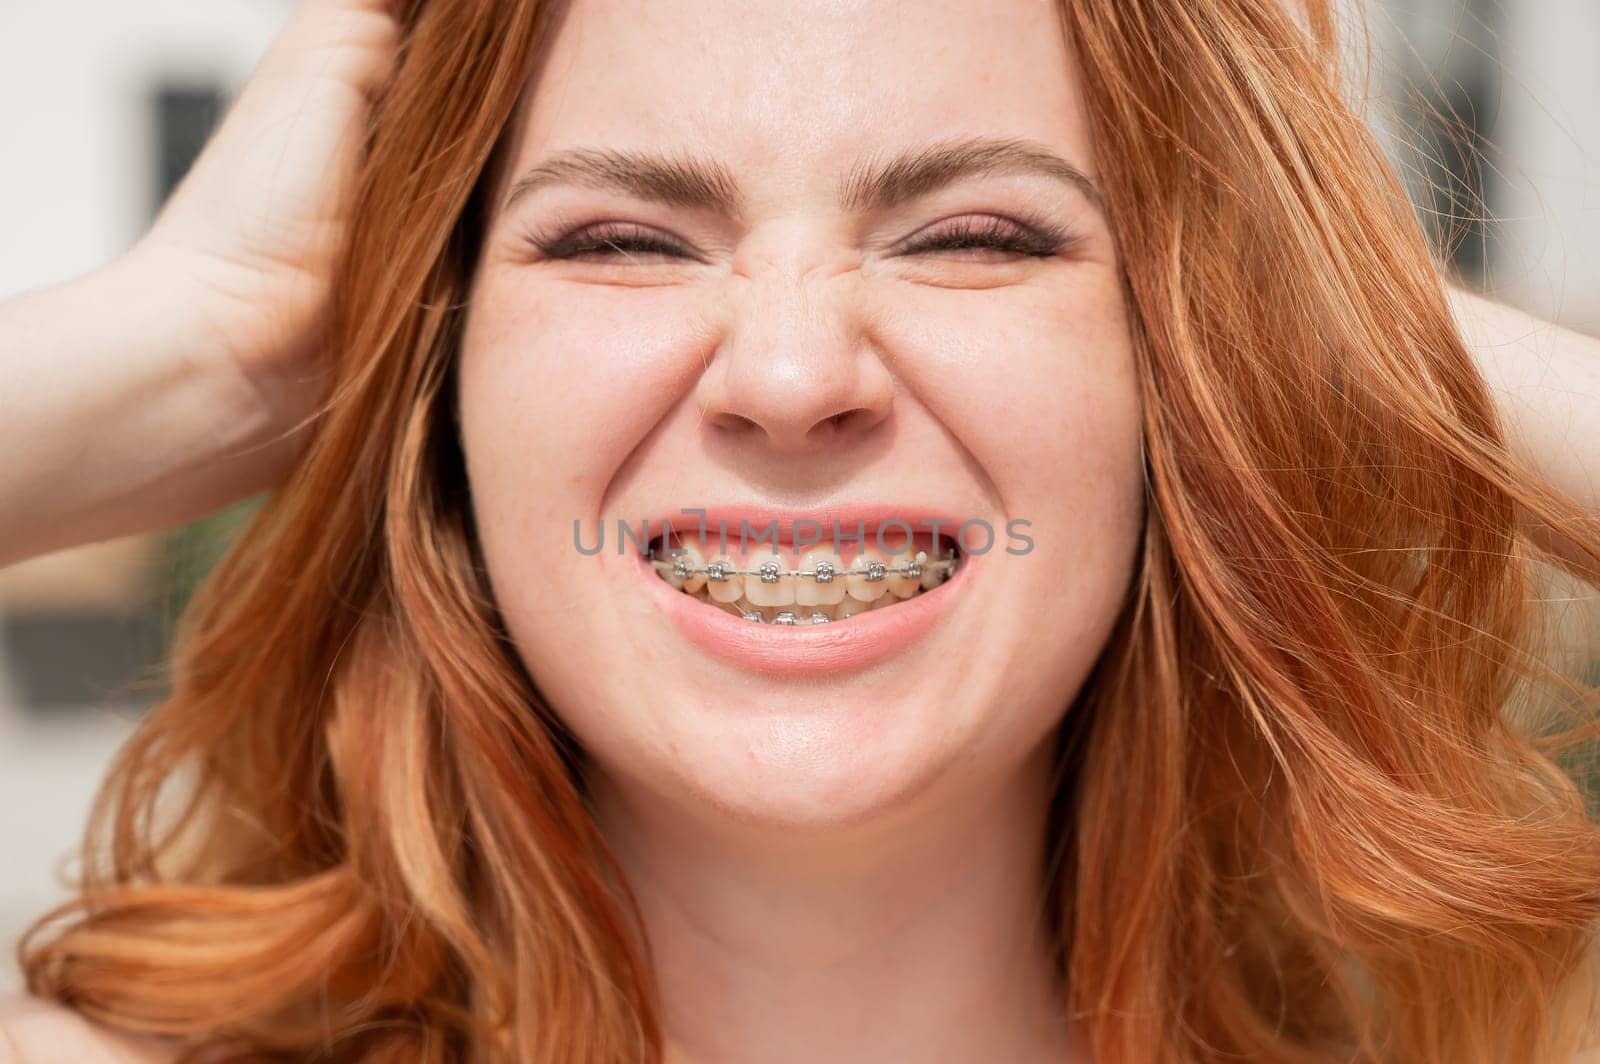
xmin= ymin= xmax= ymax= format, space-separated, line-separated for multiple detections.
xmin=1493 ymin=0 xmax=1600 ymax=329
xmin=1365 ymin=0 xmax=1600 ymax=331
xmin=0 ymin=0 xmax=294 ymax=296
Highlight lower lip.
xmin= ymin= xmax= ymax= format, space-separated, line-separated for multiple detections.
xmin=630 ymin=549 xmax=972 ymax=676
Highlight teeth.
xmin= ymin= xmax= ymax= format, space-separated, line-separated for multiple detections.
xmin=662 ymin=541 xmax=707 ymax=593
xmin=651 ymin=540 xmax=958 ymax=624
xmin=835 ymin=594 xmax=874 ymax=619
xmin=796 ymin=548 xmax=847 ymax=606
xmin=680 ymin=542 xmax=708 ymax=594
xmin=744 ymin=550 xmax=796 ymax=607
xmin=705 ymin=554 xmax=744 ymax=603
xmin=845 ymin=548 xmax=891 ymax=602
xmin=884 ymin=544 xmax=920 ymax=599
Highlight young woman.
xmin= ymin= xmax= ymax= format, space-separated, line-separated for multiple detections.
xmin=3 ymin=0 xmax=1600 ymax=1060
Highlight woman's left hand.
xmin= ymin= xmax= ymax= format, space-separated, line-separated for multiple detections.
xmin=1448 ymin=284 xmax=1600 ymax=580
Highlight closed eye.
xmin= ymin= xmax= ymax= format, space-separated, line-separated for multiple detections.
xmin=897 ymin=214 xmax=1076 ymax=258
xmin=528 ymin=221 xmax=694 ymax=263
xmin=524 ymin=214 xmax=1080 ymax=263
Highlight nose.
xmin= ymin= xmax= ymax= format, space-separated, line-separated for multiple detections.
xmin=693 ymin=230 xmax=895 ymax=458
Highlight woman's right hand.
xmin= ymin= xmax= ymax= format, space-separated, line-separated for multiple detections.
xmin=133 ymin=0 xmax=401 ymax=435
xmin=0 ymin=0 xmax=400 ymax=567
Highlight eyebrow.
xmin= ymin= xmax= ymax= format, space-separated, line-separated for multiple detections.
xmin=499 ymin=135 xmax=1103 ymax=221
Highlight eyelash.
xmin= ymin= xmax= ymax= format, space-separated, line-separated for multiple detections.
xmin=525 ymin=214 xmax=1078 ymax=263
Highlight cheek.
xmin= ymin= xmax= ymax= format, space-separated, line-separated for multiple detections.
xmin=889 ymin=279 xmax=1144 ymax=755
xmin=883 ymin=276 xmax=1146 ymax=714
xmin=455 ymin=278 xmax=707 ymax=539
xmin=876 ymin=274 xmax=1143 ymax=520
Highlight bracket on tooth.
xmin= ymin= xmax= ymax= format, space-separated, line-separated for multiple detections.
xmin=737 ymin=609 xmax=835 ymax=624
xmin=647 ymin=550 xmax=960 ymax=582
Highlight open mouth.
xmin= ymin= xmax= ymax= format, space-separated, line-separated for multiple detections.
xmin=645 ymin=530 xmax=963 ymax=625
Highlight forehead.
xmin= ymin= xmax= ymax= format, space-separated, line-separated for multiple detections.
xmin=501 ymin=0 xmax=1095 ymax=207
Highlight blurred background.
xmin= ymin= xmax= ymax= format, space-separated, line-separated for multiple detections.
xmin=1 ymin=0 xmax=1597 ymax=991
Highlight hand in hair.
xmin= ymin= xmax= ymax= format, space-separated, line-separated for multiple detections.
xmin=0 ymin=0 xmax=399 ymax=568
xmin=138 ymin=0 xmax=400 ymax=433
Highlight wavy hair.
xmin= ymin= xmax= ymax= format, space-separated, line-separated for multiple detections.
xmin=19 ymin=0 xmax=1600 ymax=1060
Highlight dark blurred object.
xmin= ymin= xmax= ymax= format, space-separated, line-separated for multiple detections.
xmin=4 ymin=607 xmax=167 ymax=711
xmin=153 ymin=81 xmax=227 ymax=216
xmin=1383 ymin=0 xmax=1502 ymax=287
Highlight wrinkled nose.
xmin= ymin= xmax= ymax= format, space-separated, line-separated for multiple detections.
xmin=693 ymin=229 xmax=895 ymax=458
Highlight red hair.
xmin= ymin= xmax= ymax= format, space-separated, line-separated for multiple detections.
xmin=19 ymin=1 xmax=1600 ymax=1060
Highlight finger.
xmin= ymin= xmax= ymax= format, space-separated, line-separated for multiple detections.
xmin=259 ymin=0 xmax=402 ymax=103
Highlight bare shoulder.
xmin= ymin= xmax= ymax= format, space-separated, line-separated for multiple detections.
xmin=0 ymin=992 xmax=181 ymax=1063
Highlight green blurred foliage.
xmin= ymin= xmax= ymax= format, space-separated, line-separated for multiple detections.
xmin=154 ymin=493 xmax=264 ymax=649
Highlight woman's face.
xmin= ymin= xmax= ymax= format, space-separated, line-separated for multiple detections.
xmin=457 ymin=0 xmax=1144 ymax=826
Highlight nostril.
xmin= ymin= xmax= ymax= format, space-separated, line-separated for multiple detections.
xmin=823 ymin=408 xmax=871 ymax=434
xmin=705 ymin=410 xmax=760 ymax=434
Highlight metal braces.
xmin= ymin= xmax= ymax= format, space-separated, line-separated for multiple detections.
xmin=647 ymin=548 xmax=960 ymax=585
xmin=752 ymin=610 xmax=846 ymax=625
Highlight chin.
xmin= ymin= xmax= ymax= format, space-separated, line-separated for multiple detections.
xmin=582 ymin=688 xmax=963 ymax=836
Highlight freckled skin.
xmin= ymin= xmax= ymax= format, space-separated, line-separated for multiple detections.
xmin=457 ymin=0 xmax=1144 ymax=834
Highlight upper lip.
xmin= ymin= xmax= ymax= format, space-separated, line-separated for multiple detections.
xmin=630 ymin=504 xmax=971 ymax=550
